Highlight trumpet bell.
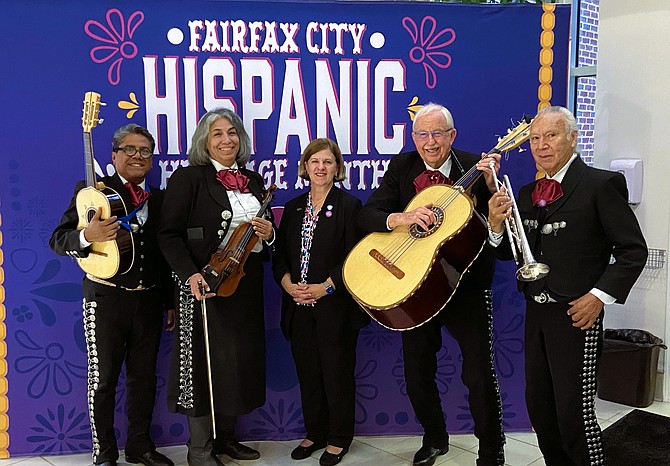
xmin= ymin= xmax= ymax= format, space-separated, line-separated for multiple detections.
xmin=516 ymin=262 xmax=550 ymax=282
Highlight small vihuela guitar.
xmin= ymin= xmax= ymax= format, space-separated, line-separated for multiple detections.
xmin=75 ymin=91 xmax=134 ymax=278
xmin=342 ymin=117 xmax=532 ymax=331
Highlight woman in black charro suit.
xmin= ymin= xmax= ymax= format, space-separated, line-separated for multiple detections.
xmin=158 ymin=108 xmax=274 ymax=466
xmin=272 ymin=138 xmax=369 ymax=466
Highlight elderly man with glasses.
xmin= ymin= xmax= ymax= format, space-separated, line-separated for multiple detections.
xmin=358 ymin=103 xmax=505 ymax=466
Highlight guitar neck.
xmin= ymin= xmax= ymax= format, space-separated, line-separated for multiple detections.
xmin=454 ymin=129 xmax=527 ymax=190
xmin=455 ymin=163 xmax=483 ymax=190
xmin=83 ymin=132 xmax=96 ymax=188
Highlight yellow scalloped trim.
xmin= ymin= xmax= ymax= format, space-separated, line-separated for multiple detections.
xmin=538 ymin=3 xmax=556 ymax=111
xmin=0 ymin=200 xmax=8 ymax=458
xmin=535 ymin=3 xmax=558 ymax=179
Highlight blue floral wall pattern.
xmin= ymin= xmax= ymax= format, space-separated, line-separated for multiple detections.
xmin=26 ymin=404 xmax=91 ymax=454
xmin=0 ymin=1 xmax=569 ymax=457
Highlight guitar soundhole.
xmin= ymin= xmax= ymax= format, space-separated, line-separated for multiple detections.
xmin=86 ymin=208 xmax=97 ymax=223
xmin=409 ymin=207 xmax=444 ymax=238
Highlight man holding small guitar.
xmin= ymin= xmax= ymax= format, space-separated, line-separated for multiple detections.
xmin=357 ymin=103 xmax=505 ymax=466
xmin=50 ymin=124 xmax=175 ymax=466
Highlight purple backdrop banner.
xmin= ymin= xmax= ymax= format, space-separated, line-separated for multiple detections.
xmin=0 ymin=0 xmax=569 ymax=457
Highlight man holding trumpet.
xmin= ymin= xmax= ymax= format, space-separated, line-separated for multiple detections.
xmin=488 ymin=106 xmax=647 ymax=466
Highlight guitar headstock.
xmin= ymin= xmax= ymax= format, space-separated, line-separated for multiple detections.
xmin=493 ymin=115 xmax=533 ymax=153
xmin=82 ymin=91 xmax=104 ymax=133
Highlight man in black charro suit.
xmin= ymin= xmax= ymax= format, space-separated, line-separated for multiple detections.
xmin=50 ymin=124 xmax=174 ymax=466
xmin=488 ymin=106 xmax=647 ymax=465
xmin=358 ymin=103 xmax=505 ymax=466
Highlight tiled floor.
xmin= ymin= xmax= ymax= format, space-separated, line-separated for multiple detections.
xmin=2 ymin=398 xmax=669 ymax=466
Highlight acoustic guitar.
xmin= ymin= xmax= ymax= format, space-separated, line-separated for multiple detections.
xmin=342 ymin=117 xmax=532 ymax=331
xmin=75 ymin=91 xmax=134 ymax=278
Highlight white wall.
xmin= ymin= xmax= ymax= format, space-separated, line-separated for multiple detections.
xmin=596 ymin=1 xmax=670 ymax=399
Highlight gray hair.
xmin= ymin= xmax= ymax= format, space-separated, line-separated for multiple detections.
xmin=412 ymin=103 xmax=455 ymax=130
xmin=188 ymin=108 xmax=251 ymax=166
xmin=112 ymin=124 xmax=155 ymax=152
xmin=535 ymin=106 xmax=578 ymax=137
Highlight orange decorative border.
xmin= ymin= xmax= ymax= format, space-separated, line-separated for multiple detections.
xmin=534 ymin=3 xmax=557 ymax=179
xmin=0 ymin=196 xmax=9 ymax=458
xmin=538 ymin=3 xmax=556 ymax=111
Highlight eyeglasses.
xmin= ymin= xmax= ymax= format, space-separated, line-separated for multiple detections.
xmin=413 ymin=129 xmax=453 ymax=141
xmin=114 ymin=146 xmax=153 ymax=158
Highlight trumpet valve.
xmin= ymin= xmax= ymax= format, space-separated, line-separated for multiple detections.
xmin=516 ymin=262 xmax=550 ymax=282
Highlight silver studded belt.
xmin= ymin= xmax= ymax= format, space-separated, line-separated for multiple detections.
xmin=531 ymin=291 xmax=557 ymax=304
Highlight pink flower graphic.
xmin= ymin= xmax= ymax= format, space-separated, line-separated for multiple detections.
xmin=402 ymin=16 xmax=456 ymax=89
xmin=84 ymin=9 xmax=144 ymax=85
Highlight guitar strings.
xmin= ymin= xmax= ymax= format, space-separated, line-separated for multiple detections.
xmin=370 ymin=124 xmax=529 ymax=273
xmin=376 ymin=160 xmax=482 ymax=264
xmin=221 ymin=194 xmax=274 ymax=277
xmin=382 ymin=187 xmax=462 ymax=264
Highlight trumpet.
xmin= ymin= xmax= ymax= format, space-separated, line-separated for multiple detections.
xmin=489 ymin=162 xmax=549 ymax=282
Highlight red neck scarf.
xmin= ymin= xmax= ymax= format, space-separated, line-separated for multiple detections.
xmin=216 ymin=169 xmax=250 ymax=193
xmin=124 ymin=182 xmax=151 ymax=207
xmin=531 ymin=178 xmax=563 ymax=207
xmin=413 ymin=169 xmax=453 ymax=193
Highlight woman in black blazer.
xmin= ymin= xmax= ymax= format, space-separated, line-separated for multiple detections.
xmin=159 ymin=108 xmax=274 ymax=466
xmin=273 ymin=139 xmax=369 ymax=466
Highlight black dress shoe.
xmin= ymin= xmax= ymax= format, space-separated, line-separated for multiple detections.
xmin=125 ymin=450 xmax=174 ymax=466
xmin=95 ymin=462 xmax=117 ymax=466
xmin=291 ymin=441 xmax=327 ymax=460
xmin=412 ymin=445 xmax=449 ymax=466
xmin=319 ymin=446 xmax=348 ymax=466
xmin=219 ymin=440 xmax=260 ymax=460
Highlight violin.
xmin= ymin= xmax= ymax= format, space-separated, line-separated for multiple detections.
xmin=201 ymin=184 xmax=276 ymax=296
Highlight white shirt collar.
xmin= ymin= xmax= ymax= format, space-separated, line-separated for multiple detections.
xmin=545 ymin=153 xmax=578 ymax=183
xmin=211 ymin=159 xmax=239 ymax=172
xmin=423 ymin=157 xmax=452 ymax=179
xmin=117 ymin=173 xmax=146 ymax=190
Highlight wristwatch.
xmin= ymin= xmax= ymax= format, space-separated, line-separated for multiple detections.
xmin=323 ymin=281 xmax=334 ymax=295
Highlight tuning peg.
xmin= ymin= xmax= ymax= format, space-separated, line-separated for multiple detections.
xmin=100 ymin=102 xmax=107 ymax=106
xmin=98 ymin=118 xmax=105 ymax=124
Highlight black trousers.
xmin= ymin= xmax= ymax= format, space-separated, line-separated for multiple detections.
xmin=290 ymin=305 xmax=359 ymax=448
xmin=524 ymin=299 xmax=604 ymax=466
xmin=186 ymin=413 xmax=235 ymax=464
xmin=83 ymin=280 xmax=164 ymax=464
xmin=402 ymin=288 xmax=505 ymax=465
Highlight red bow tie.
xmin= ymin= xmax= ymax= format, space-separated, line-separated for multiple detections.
xmin=124 ymin=182 xmax=151 ymax=207
xmin=216 ymin=169 xmax=250 ymax=193
xmin=413 ymin=169 xmax=453 ymax=193
xmin=531 ymin=178 xmax=563 ymax=207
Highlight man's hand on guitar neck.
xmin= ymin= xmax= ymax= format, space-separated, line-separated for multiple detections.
xmin=476 ymin=152 xmax=502 ymax=194
xmin=83 ymin=208 xmax=121 ymax=243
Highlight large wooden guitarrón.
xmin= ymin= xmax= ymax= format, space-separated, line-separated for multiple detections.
xmin=343 ymin=117 xmax=532 ymax=330
xmin=343 ymin=184 xmax=486 ymax=330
